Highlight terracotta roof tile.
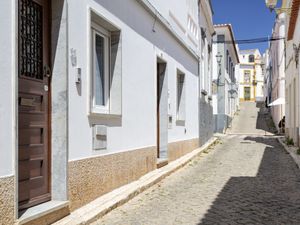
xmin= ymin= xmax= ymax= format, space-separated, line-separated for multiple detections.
xmin=288 ymin=0 xmax=300 ymax=40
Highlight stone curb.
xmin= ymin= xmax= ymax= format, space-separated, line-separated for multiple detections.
xmin=277 ymin=137 xmax=300 ymax=169
xmin=53 ymin=137 xmax=219 ymax=225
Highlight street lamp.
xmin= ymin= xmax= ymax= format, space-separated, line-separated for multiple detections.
xmin=216 ymin=53 xmax=222 ymax=65
xmin=215 ymin=53 xmax=223 ymax=86
xmin=265 ymin=0 xmax=277 ymax=11
xmin=265 ymin=0 xmax=291 ymax=14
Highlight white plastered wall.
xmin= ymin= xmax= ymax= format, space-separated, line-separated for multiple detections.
xmin=67 ymin=0 xmax=200 ymax=161
xmin=285 ymin=7 xmax=300 ymax=142
xmin=0 ymin=1 xmax=16 ymax=177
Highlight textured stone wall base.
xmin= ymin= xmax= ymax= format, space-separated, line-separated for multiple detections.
xmin=168 ymin=138 xmax=199 ymax=162
xmin=285 ymin=127 xmax=299 ymax=146
xmin=0 ymin=175 xmax=15 ymax=225
xmin=68 ymin=147 xmax=157 ymax=211
xmin=214 ymin=114 xmax=232 ymax=134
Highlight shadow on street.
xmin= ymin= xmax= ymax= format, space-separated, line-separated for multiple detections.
xmin=255 ymin=102 xmax=276 ymax=134
xmin=199 ymin=137 xmax=300 ymax=225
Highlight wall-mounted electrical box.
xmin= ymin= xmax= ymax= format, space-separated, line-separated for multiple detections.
xmin=93 ymin=125 xmax=107 ymax=150
xmin=76 ymin=67 xmax=81 ymax=84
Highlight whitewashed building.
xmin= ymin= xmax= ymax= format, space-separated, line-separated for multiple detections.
xmin=212 ymin=24 xmax=240 ymax=133
xmin=263 ymin=50 xmax=271 ymax=105
xmin=198 ymin=0 xmax=215 ymax=143
xmin=284 ymin=0 xmax=300 ymax=145
xmin=0 ymin=0 xmax=215 ymax=224
xmin=266 ymin=13 xmax=286 ymax=132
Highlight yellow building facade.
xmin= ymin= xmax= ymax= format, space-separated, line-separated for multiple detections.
xmin=239 ymin=49 xmax=264 ymax=102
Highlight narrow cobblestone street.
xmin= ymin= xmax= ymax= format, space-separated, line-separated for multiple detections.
xmin=93 ymin=102 xmax=300 ymax=225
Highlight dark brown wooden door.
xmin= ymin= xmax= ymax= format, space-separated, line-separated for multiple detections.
xmin=18 ymin=0 xmax=51 ymax=210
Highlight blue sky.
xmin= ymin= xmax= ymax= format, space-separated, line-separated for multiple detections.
xmin=211 ymin=0 xmax=277 ymax=54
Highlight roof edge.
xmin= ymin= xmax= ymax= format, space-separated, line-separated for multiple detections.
xmin=214 ymin=24 xmax=240 ymax=63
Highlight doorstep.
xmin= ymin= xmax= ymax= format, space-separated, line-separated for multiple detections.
xmin=17 ymin=200 xmax=69 ymax=225
xmin=53 ymin=137 xmax=218 ymax=225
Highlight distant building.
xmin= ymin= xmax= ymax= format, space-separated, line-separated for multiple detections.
xmin=239 ymin=49 xmax=264 ymax=102
xmin=212 ymin=24 xmax=240 ymax=133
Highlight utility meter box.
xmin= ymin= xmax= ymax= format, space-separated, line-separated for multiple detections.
xmin=93 ymin=125 xmax=107 ymax=150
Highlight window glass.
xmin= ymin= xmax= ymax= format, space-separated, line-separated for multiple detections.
xmin=249 ymin=54 xmax=255 ymax=63
xmin=177 ymin=72 xmax=185 ymax=121
xmin=244 ymin=71 xmax=251 ymax=83
xmin=95 ymin=34 xmax=105 ymax=106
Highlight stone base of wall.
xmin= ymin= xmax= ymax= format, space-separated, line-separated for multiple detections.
xmin=200 ymin=96 xmax=214 ymax=144
xmin=68 ymin=146 xmax=157 ymax=211
xmin=168 ymin=139 xmax=199 ymax=162
xmin=22 ymin=205 xmax=69 ymax=225
xmin=286 ymin=127 xmax=300 ymax=146
xmin=0 ymin=175 xmax=15 ymax=225
xmin=214 ymin=114 xmax=232 ymax=134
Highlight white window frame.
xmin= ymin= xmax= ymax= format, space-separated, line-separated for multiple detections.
xmin=91 ymin=22 xmax=110 ymax=114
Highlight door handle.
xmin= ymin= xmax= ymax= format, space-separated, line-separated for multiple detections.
xmin=43 ymin=65 xmax=52 ymax=78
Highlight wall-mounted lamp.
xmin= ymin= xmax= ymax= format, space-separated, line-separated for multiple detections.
xmin=265 ymin=0 xmax=291 ymax=14
xmin=76 ymin=67 xmax=81 ymax=84
xmin=216 ymin=53 xmax=224 ymax=86
xmin=293 ymin=43 xmax=300 ymax=68
xmin=216 ymin=53 xmax=222 ymax=65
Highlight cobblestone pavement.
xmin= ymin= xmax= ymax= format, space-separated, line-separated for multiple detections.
xmin=227 ymin=102 xmax=276 ymax=135
xmin=93 ymin=103 xmax=300 ymax=225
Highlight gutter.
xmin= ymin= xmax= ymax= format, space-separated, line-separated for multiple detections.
xmin=137 ymin=0 xmax=200 ymax=59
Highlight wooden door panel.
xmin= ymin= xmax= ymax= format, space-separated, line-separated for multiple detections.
xmin=30 ymin=160 xmax=43 ymax=177
xmin=19 ymin=145 xmax=44 ymax=161
xmin=19 ymin=180 xmax=30 ymax=202
xmin=19 ymin=114 xmax=45 ymax=129
xmin=19 ymin=128 xmax=43 ymax=145
xmin=18 ymin=0 xmax=50 ymax=210
xmin=19 ymin=161 xmax=30 ymax=181
xmin=30 ymin=176 xmax=46 ymax=194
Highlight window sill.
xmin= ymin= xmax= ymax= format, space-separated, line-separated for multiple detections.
xmin=89 ymin=112 xmax=121 ymax=119
xmin=88 ymin=112 xmax=122 ymax=126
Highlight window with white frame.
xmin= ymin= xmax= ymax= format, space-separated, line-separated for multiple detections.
xmin=90 ymin=11 xmax=122 ymax=118
xmin=244 ymin=70 xmax=251 ymax=83
xmin=177 ymin=70 xmax=186 ymax=121
xmin=92 ymin=24 xmax=110 ymax=113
